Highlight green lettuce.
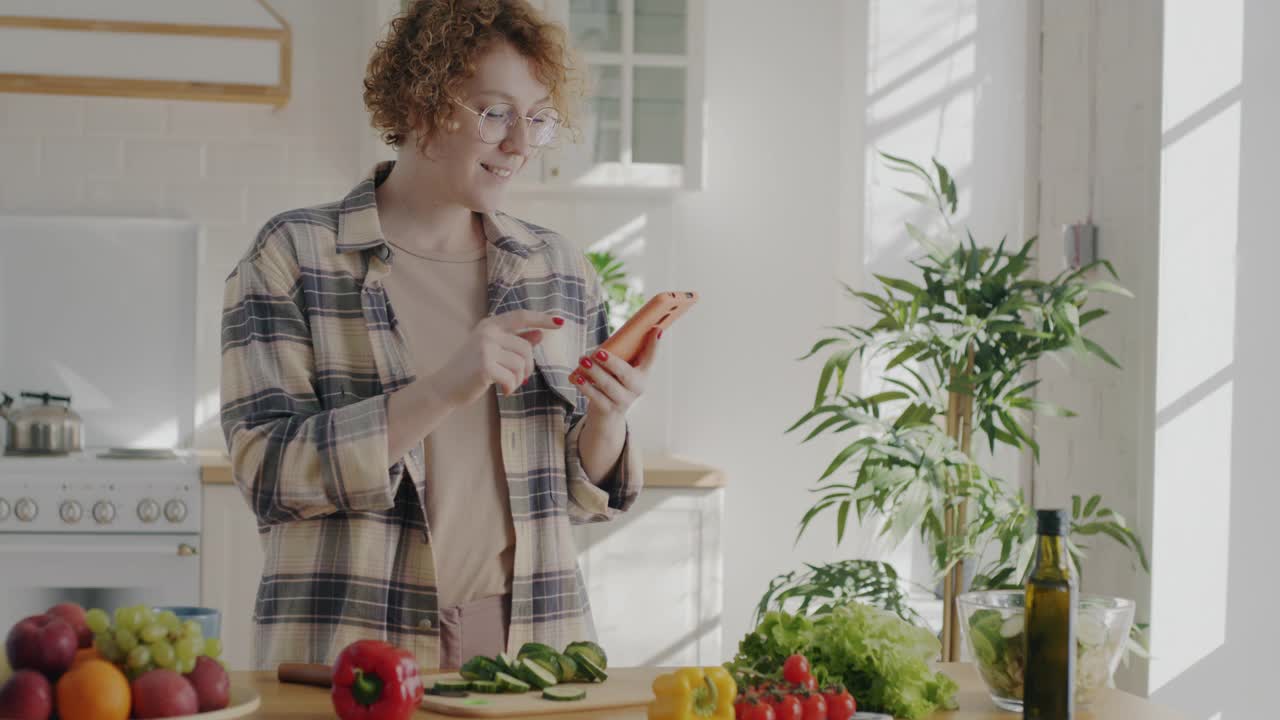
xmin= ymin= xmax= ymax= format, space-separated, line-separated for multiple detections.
xmin=727 ymin=603 xmax=958 ymax=720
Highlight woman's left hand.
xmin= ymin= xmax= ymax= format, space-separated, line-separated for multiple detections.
xmin=571 ymin=327 xmax=661 ymax=419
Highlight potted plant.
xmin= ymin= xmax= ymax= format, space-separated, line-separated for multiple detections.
xmin=781 ymin=153 xmax=1148 ymax=662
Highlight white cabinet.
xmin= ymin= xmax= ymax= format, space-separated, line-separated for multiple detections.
xmin=573 ymin=487 xmax=724 ymax=666
xmin=540 ymin=0 xmax=705 ymax=190
xmin=199 ymin=484 xmax=263 ymax=671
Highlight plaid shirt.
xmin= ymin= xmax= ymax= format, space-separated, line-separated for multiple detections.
xmin=220 ymin=162 xmax=642 ymax=670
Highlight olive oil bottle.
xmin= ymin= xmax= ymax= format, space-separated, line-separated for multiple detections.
xmin=1023 ymin=509 xmax=1077 ymax=719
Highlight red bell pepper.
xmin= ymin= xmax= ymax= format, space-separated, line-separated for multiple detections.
xmin=331 ymin=640 xmax=424 ymax=720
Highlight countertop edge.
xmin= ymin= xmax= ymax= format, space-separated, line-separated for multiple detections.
xmin=195 ymin=449 xmax=726 ymax=489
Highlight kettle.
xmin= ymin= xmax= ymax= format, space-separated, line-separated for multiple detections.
xmin=1 ymin=391 xmax=84 ymax=455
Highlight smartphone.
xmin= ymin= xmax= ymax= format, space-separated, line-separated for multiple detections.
xmin=569 ymin=290 xmax=698 ymax=383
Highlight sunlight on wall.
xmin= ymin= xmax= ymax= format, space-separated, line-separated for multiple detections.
xmin=1150 ymin=0 xmax=1243 ymax=694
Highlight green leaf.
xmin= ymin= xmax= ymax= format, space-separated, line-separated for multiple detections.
xmin=1083 ymin=494 xmax=1101 ymax=517
xmin=836 ymin=500 xmax=851 ymax=543
xmin=933 ymin=158 xmax=958 ymax=213
xmin=799 ymin=336 xmax=845 ymax=360
xmin=1078 ymin=308 xmax=1108 ymax=326
xmin=886 ymin=343 xmax=924 ymax=370
xmin=874 ymin=274 xmax=925 ymax=297
xmin=1072 ymin=495 xmax=1081 ymax=519
xmin=820 ymin=440 xmax=871 ymax=480
xmin=1082 ymin=337 xmax=1122 ymax=368
xmin=1085 ymin=280 xmax=1135 ymax=298
xmin=896 ymin=189 xmax=932 ymax=205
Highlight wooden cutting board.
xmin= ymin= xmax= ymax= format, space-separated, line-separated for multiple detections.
xmin=418 ymin=666 xmax=665 ymax=717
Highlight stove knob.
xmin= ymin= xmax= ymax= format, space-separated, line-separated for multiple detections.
xmin=0 ymin=499 xmax=9 ymax=521
xmin=164 ymin=500 xmax=188 ymax=523
xmin=137 ymin=499 xmax=161 ymax=523
xmin=59 ymin=500 xmax=83 ymax=524
xmin=14 ymin=498 xmax=37 ymax=522
xmin=92 ymin=501 xmax=116 ymax=525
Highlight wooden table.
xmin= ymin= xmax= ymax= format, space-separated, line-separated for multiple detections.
xmin=231 ymin=663 xmax=1184 ymax=720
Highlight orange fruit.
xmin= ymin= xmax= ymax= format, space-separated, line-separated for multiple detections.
xmin=70 ymin=647 xmax=102 ymax=669
xmin=56 ymin=659 xmax=131 ymax=720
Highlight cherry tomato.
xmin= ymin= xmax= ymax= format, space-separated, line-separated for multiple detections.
xmin=772 ymin=694 xmax=803 ymax=720
xmin=735 ymin=697 xmax=751 ymax=719
xmin=782 ymin=654 xmax=811 ymax=685
xmin=801 ymin=693 xmax=828 ymax=720
xmin=802 ymin=676 xmax=818 ymax=692
xmin=746 ymin=703 xmax=777 ymax=720
xmin=823 ymin=688 xmax=856 ymax=720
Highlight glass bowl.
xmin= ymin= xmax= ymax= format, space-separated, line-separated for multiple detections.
xmin=956 ymin=590 xmax=1134 ymax=712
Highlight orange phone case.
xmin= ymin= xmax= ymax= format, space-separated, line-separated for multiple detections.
xmin=569 ymin=291 xmax=698 ymax=383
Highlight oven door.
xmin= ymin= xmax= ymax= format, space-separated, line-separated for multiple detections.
xmin=0 ymin=533 xmax=200 ymax=676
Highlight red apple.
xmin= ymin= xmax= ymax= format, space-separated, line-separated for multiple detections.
xmin=183 ymin=656 xmax=230 ymax=712
xmin=44 ymin=603 xmax=91 ymax=649
xmin=130 ymin=669 xmax=199 ymax=719
xmin=0 ymin=670 xmax=53 ymax=720
xmin=4 ymin=615 xmax=78 ymax=679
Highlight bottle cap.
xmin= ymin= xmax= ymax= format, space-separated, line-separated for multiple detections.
xmin=1036 ymin=509 xmax=1068 ymax=536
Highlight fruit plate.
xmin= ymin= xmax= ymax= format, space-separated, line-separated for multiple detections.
xmin=162 ymin=685 xmax=261 ymax=720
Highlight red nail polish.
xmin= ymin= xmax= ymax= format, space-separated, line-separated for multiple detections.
xmin=595 ymin=350 xmax=609 ymax=362
xmin=580 ymin=357 xmax=593 ymax=369
xmin=553 ymin=316 xmax=565 ymax=326
xmin=572 ymin=374 xmax=584 ymax=384
xmin=657 ymin=329 xmax=663 ymax=339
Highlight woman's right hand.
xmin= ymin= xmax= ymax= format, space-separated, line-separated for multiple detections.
xmin=429 ymin=310 xmax=565 ymax=406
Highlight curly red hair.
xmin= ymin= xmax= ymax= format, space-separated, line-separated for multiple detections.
xmin=364 ymin=0 xmax=579 ymax=150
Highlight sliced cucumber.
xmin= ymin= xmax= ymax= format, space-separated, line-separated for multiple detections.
xmin=515 ymin=658 xmax=559 ymax=689
xmin=529 ymin=656 xmax=561 ymax=679
xmin=432 ymin=679 xmax=472 ymax=693
xmin=575 ymin=655 xmax=608 ymax=683
xmin=517 ymin=642 xmax=559 ymax=659
xmin=469 ymin=680 xmax=502 ymax=694
xmin=565 ymin=641 xmax=608 ymax=670
xmin=459 ymin=656 xmax=501 ymax=681
xmin=494 ymin=652 xmax=519 ymax=675
xmin=542 ymin=686 xmax=587 ymax=702
xmin=554 ymin=653 xmax=579 ymax=683
xmin=494 ymin=671 xmax=532 ymax=694
xmin=563 ymin=647 xmax=600 ymax=681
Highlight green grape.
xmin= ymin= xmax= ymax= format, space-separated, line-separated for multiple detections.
xmin=180 ymin=620 xmax=203 ymax=639
xmin=174 ymin=637 xmax=199 ymax=662
xmin=175 ymin=656 xmax=196 ymax=674
xmin=140 ymin=624 xmax=167 ymax=644
xmin=85 ymin=608 xmax=110 ymax=634
xmin=96 ymin=633 xmax=123 ymax=663
xmin=157 ymin=610 xmax=180 ymax=629
xmin=114 ymin=627 xmax=139 ymax=652
xmin=129 ymin=607 xmax=150 ymax=631
xmin=203 ymin=638 xmax=223 ymax=659
xmin=136 ymin=608 xmax=156 ymax=629
xmin=150 ymin=641 xmax=176 ymax=669
xmin=127 ymin=645 xmax=152 ymax=670
xmin=114 ymin=607 xmax=134 ymax=631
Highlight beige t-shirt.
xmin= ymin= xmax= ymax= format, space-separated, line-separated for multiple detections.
xmin=381 ymin=239 xmax=516 ymax=610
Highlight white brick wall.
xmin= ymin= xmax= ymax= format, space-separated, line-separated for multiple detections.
xmin=0 ymin=0 xmax=372 ymax=450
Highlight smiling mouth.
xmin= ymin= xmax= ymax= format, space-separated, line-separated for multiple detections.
xmin=481 ymin=162 xmax=514 ymax=178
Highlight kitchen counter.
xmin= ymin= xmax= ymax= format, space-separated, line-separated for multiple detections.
xmin=197 ymin=450 xmax=725 ymax=489
xmin=230 ymin=663 xmax=1185 ymax=719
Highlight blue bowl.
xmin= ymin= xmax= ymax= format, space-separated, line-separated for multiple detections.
xmin=153 ymin=606 xmax=221 ymax=639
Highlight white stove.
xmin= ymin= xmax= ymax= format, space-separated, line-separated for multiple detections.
xmin=0 ymin=449 xmax=202 ymax=534
xmin=0 ymin=216 xmax=206 ymax=672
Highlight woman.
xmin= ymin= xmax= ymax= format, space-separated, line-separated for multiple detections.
xmin=219 ymin=0 xmax=653 ymax=670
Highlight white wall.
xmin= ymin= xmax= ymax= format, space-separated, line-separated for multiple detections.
xmin=0 ymin=0 xmax=369 ymax=451
xmin=1038 ymin=0 xmax=1280 ymax=713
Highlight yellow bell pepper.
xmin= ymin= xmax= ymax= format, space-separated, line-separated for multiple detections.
xmin=647 ymin=666 xmax=737 ymax=720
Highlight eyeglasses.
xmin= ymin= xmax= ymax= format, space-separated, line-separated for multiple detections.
xmin=451 ymin=97 xmax=561 ymax=148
